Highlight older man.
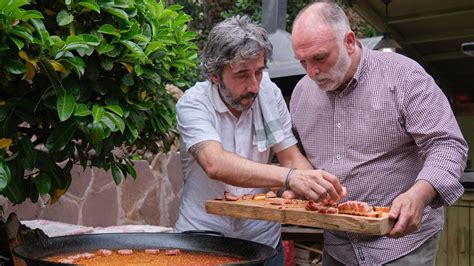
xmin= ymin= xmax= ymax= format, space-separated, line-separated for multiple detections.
xmin=290 ymin=2 xmax=468 ymax=265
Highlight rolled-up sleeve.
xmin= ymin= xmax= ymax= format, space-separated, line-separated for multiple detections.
xmin=176 ymin=95 xmax=221 ymax=153
xmin=403 ymin=68 xmax=468 ymax=207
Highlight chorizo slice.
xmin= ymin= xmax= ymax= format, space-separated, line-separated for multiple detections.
xmin=117 ymin=249 xmax=134 ymax=255
xmin=224 ymin=191 xmax=238 ymax=201
xmin=97 ymin=249 xmax=112 ymax=256
xmin=145 ymin=249 xmax=160 ymax=254
xmin=165 ymin=249 xmax=181 ymax=256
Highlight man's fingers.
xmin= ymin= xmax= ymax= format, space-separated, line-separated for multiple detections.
xmin=282 ymin=190 xmax=297 ymax=199
xmin=389 ymin=200 xmax=402 ymax=220
xmin=319 ymin=170 xmax=345 ymax=199
xmin=388 ymin=214 xmax=407 ymax=238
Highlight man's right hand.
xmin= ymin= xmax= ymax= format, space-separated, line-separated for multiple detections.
xmin=287 ymin=169 xmax=346 ymax=202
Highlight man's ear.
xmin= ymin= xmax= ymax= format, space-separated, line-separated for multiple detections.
xmin=210 ymin=73 xmax=220 ymax=84
xmin=345 ymin=31 xmax=356 ymax=54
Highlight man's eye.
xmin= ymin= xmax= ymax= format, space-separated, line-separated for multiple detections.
xmin=314 ymin=56 xmax=325 ymax=62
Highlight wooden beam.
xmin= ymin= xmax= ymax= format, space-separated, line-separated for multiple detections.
xmin=342 ymin=0 xmax=453 ymax=89
xmin=424 ymin=52 xmax=469 ymax=62
xmin=388 ymin=5 xmax=474 ymax=24
xmin=406 ymin=29 xmax=474 ymax=44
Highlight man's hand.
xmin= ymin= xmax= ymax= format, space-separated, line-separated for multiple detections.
xmin=288 ymin=169 xmax=346 ymax=202
xmin=387 ymin=180 xmax=437 ymax=238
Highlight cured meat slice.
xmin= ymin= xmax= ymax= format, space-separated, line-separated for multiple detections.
xmin=98 ymin=249 xmax=112 ymax=256
xmin=265 ymin=191 xmax=277 ymax=198
xmin=242 ymin=194 xmax=254 ymax=200
xmin=165 ymin=249 xmax=181 ymax=256
xmin=224 ymin=191 xmax=238 ymax=201
xmin=145 ymin=249 xmax=160 ymax=254
xmin=117 ymin=249 xmax=134 ymax=255
xmin=252 ymin=194 xmax=267 ymax=200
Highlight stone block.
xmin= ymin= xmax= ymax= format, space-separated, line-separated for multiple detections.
xmin=82 ymin=185 xmax=118 ymax=227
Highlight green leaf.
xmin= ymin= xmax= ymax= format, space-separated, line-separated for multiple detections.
xmin=111 ymin=163 xmax=124 ymax=185
xmin=0 ymin=43 xmax=9 ymax=52
xmin=63 ymin=42 xmax=89 ymax=51
xmin=90 ymin=121 xmax=105 ymax=144
xmin=9 ymin=36 xmax=24 ymax=50
xmin=104 ymin=111 xmax=125 ymax=133
xmin=101 ymin=115 xmax=117 ymax=132
xmin=76 ymin=145 xmax=87 ymax=169
xmin=104 ymin=105 xmax=124 ymax=116
xmin=80 ymin=34 xmax=100 ymax=46
xmin=45 ymin=119 xmax=77 ymax=152
xmin=11 ymin=28 xmax=34 ymax=43
xmin=57 ymin=90 xmax=76 ymax=121
xmin=132 ymin=34 xmax=150 ymax=43
xmin=67 ymin=56 xmax=85 ymax=77
xmin=102 ymin=6 xmax=129 ymax=21
xmin=98 ymin=24 xmax=121 ymax=37
xmin=30 ymin=18 xmax=49 ymax=45
xmin=19 ymin=137 xmax=36 ymax=170
xmin=135 ymin=64 xmax=144 ymax=76
xmin=125 ymin=120 xmax=139 ymax=141
xmin=2 ymin=0 xmax=29 ymax=14
xmin=5 ymin=59 xmax=26 ymax=74
xmin=57 ymin=9 xmax=74 ymax=26
xmin=77 ymin=1 xmax=100 ymax=13
xmin=74 ymin=103 xmax=92 ymax=117
xmin=97 ymin=42 xmax=115 ymax=54
xmin=101 ymin=56 xmax=114 ymax=70
xmin=3 ymin=180 xmax=25 ymax=204
xmin=92 ymin=105 xmax=105 ymax=123
xmin=125 ymin=160 xmax=137 ymax=179
xmin=35 ymin=173 xmax=51 ymax=195
xmin=0 ymin=159 xmax=12 ymax=191
xmin=121 ymin=73 xmax=134 ymax=86
xmin=145 ymin=41 xmax=164 ymax=56
xmin=20 ymin=10 xmax=44 ymax=20
xmin=0 ymin=107 xmax=9 ymax=122
xmin=120 ymin=40 xmax=145 ymax=59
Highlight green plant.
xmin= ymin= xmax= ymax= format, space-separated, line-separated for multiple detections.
xmin=222 ymin=0 xmax=261 ymax=24
xmin=0 ymin=0 xmax=198 ymax=204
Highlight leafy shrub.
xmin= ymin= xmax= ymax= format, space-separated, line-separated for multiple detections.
xmin=0 ymin=0 xmax=198 ymax=204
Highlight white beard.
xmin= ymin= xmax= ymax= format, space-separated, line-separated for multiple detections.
xmin=312 ymin=44 xmax=351 ymax=92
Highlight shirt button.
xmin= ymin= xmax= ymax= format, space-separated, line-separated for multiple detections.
xmin=336 ymin=155 xmax=341 ymax=160
xmin=336 ymin=123 xmax=342 ymax=128
xmin=353 ymin=239 xmax=358 ymax=243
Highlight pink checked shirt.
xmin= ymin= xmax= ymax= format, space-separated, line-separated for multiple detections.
xmin=290 ymin=46 xmax=468 ymax=264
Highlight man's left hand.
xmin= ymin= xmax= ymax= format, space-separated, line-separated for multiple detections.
xmin=387 ymin=180 xmax=437 ymax=238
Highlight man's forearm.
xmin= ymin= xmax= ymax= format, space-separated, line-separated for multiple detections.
xmin=191 ymin=140 xmax=288 ymax=188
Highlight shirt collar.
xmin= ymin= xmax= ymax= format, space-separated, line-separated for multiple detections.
xmin=353 ymin=41 xmax=369 ymax=86
xmin=210 ymin=82 xmax=230 ymax=113
xmin=332 ymin=41 xmax=368 ymax=96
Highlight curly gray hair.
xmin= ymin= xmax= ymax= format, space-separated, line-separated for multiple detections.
xmin=200 ymin=15 xmax=273 ymax=80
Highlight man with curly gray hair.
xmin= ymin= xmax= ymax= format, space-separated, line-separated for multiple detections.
xmin=175 ymin=16 xmax=345 ymax=265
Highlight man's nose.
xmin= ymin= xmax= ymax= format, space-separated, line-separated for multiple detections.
xmin=307 ymin=63 xmax=321 ymax=77
xmin=247 ymin=75 xmax=260 ymax=93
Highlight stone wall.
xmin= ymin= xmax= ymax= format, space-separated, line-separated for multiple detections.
xmin=0 ymin=151 xmax=183 ymax=228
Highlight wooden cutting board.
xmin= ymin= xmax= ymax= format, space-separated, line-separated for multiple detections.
xmin=205 ymin=198 xmax=394 ymax=235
